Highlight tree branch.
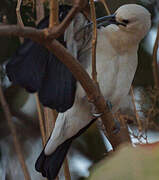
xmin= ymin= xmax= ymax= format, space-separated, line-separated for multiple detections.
xmin=49 ymin=0 xmax=59 ymax=28
xmin=46 ymin=0 xmax=88 ymax=39
xmin=90 ymin=0 xmax=97 ymax=82
xmin=0 ymin=84 xmax=31 ymax=180
xmin=0 ymin=25 xmax=44 ymax=40
xmin=152 ymin=24 xmax=159 ymax=88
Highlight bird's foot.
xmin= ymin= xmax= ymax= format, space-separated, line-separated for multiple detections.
xmin=106 ymin=100 xmax=120 ymax=134
xmin=90 ymin=100 xmax=120 ymax=133
xmin=91 ymin=112 xmax=103 ymax=120
xmin=90 ymin=102 xmax=103 ymax=120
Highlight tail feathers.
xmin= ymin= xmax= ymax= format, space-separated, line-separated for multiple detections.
xmin=35 ymin=117 xmax=98 ymax=179
xmin=35 ymin=139 xmax=72 ymax=180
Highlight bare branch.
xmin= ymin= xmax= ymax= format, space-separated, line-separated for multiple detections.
xmin=49 ymin=0 xmax=59 ymax=28
xmin=35 ymin=0 xmax=46 ymax=147
xmin=16 ymin=0 xmax=24 ymax=27
xmin=46 ymin=0 xmax=88 ymax=39
xmin=16 ymin=0 xmax=24 ymax=44
xmin=0 ymin=25 xmax=44 ymax=40
xmin=35 ymin=93 xmax=46 ymax=146
xmin=0 ymin=0 xmax=88 ymax=41
xmin=99 ymin=0 xmax=111 ymax=15
xmin=0 ymin=84 xmax=31 ymax=180
xmin=130 ymin=86 xmax=142 ymax=132
xmin=90 ymin=0 xmax=97 ymax=82
xmin=64 ymin=158 xmax=71 ymax=180
xmin=36 ymin=0 xmax=45 ymax=25
xmin=152 ymin=24 xmax=159 ymax=88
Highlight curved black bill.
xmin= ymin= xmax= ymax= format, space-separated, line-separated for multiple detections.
xmin=83 ymin=14 xmax=126 ymax=29
xmin=97 ymin=14 xmax=126 ymax=27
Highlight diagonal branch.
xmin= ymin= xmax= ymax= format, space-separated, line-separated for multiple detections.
xmin=99 ymin=0 xmax=111 ymax=15
xmin=0 ymin=83 xmax=31 ymax=180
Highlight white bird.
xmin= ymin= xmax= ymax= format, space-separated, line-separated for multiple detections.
xmin=6 ymin=4 xmax=151 ymax=180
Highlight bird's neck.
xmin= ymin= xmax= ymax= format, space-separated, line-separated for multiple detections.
xmin=99 ymin=25 xmax=139 ymax=55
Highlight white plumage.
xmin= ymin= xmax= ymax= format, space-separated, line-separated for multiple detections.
xmin=45 ymin=4 xmax=151 ymax=155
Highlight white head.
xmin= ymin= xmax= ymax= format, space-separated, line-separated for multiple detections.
xmin=99 ymin=4 xmax=151 ymax=52
xmin=115 ymin=4 xmax=151 ymax=39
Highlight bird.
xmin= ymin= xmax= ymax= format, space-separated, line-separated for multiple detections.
xmin=6 ymin=4 xmax=151 ymax=180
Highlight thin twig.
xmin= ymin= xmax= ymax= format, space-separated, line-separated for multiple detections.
xmin=0 ymin=0 xmax=87 ymax=41
xmin=49 ymin=0 xmax=59 ymax=28
xmin=130 ymin=86 xmax=142 ymax=132
xmin=35 ymin=93 xmax=46 ymax=146
xmin=64 ymin=158 xmax=71 ymax=180
xmin=46 ymin=0 xmax=88 ymax=39
xmin=44 ymin=107 xmax=59 ymax=180
xmin=152 ymin=24 xmax=159 ymax=88
xmin=0 ymin=83 xmax=31 ymax=180
xmin=16 ymin=0 xmax=24 ymax=43
xmin=36 ymin=0 xmax=45 ymax=25
xmin=90 ymin=0 xmax=97 ymax=82
xmin=99 ymin=0 xmax=111 ymax=15
xmin=51 ymin=110 xmax=58 ymax=121
xmin=16 ymin=0 xmax=24 ymax=27
xmin=44 ymin=107 xmax=50 ymax=139
xmin=35 ymin=0 xmax=46 ymax=147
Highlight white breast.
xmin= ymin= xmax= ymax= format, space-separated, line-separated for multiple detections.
xmin=77 ymin=27 xmax=138 ymax=111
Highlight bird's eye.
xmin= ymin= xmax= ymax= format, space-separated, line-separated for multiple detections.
xmin=122 ymin=19 xmax=129 ymax=24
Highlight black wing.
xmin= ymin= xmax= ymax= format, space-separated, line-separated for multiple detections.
xmin=6 ymin=39 xmax=49 ymax=93
xmin=6 ymin=5 xmax=77 ymax=112
xmin=6 ymin=15 xmax=50 ymax=92
xmin=39 ymin=53 xmax=76 ymax=112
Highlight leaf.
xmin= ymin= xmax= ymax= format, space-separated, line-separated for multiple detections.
xmin=88 ymin=143 xmax=159 ymax=180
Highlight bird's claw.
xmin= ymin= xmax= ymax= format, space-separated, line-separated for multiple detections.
xmin=91 ymin=112 xmax=103 ymax=120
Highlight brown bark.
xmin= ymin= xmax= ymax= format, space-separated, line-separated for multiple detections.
xmin=90 ymin=0 xmax=97 ymax=82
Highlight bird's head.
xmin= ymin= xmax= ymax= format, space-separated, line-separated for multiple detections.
xmin=114 ymin=4 xmax=151 ymax=38
xmin=96 ymin=4 xmax=151 ymax=52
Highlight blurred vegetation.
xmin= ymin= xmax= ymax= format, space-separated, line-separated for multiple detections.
xmin=88 ymin=143 xmax=159 ymax=180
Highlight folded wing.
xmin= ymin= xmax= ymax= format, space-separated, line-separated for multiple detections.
xmin=6 ymin=5 xmax=77 ymax=112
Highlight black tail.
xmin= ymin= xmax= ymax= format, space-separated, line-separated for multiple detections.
xmin=35 ymin=139 xmax=72 ymax=180
xmin=35 ymin=117 xmax=98 ymax=179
